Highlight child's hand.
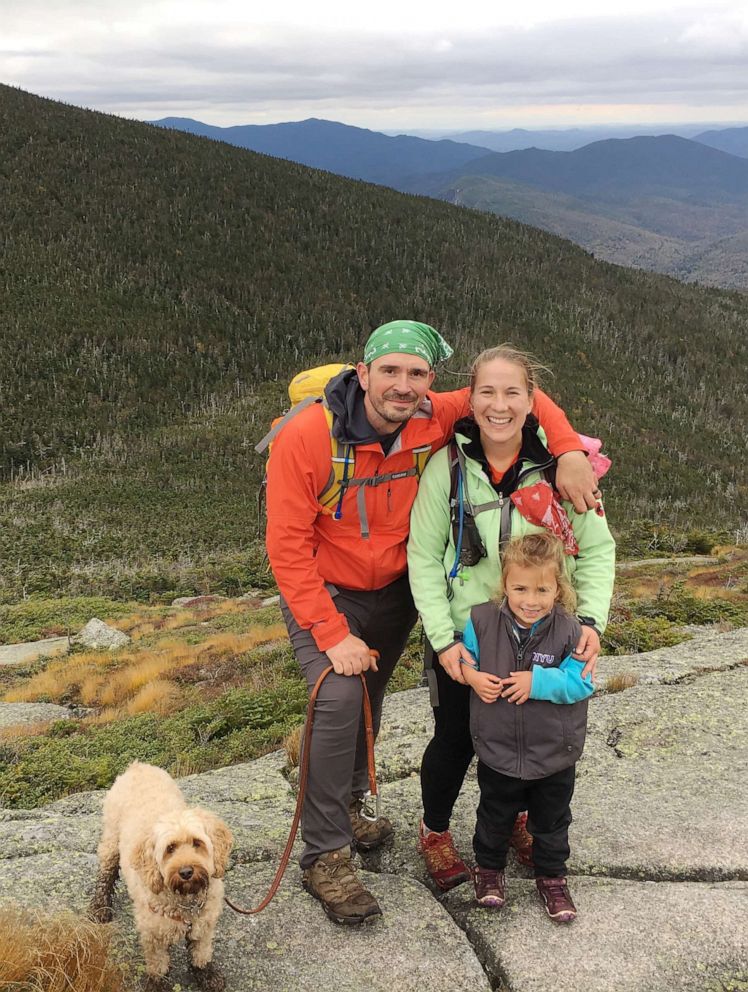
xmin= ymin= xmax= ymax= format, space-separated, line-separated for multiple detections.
xmin=464 ymin=668 xmax=503 ymax=704
xmin=501 ymin=671 xmax=532 ymax=704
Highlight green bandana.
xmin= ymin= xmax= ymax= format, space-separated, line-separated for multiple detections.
xmin=363 ymin=320 xmax=453 ymax=368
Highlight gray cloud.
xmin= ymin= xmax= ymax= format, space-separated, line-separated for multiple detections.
xmin=2 ymin=8 xmax=747 ymax=124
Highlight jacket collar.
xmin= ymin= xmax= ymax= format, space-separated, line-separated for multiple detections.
xmin=455 ymin=415 xmax=551 ymax=484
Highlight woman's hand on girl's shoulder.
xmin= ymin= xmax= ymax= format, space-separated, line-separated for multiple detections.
xmin=573 ymin=626 xmax=601 ymax=680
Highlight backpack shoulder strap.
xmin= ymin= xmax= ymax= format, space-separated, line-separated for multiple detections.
xmin=254 ymin=395 xmax=320 ymax=454
xmin=318 ymin=406 xmax=354 ymax=512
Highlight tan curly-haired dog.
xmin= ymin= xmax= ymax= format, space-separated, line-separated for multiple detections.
xmin=90 ymin=761 xmax=233 ymax=992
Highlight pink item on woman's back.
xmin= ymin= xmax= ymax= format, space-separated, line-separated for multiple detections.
xmin=579 ymin=434 xmax=611 ymax=480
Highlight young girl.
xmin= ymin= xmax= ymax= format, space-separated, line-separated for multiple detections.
xmin=461 ymin=532 xmax=598 ymax=923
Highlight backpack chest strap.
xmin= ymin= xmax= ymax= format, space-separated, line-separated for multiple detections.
xmin=342 ymin=465 xmax=420 ymax=538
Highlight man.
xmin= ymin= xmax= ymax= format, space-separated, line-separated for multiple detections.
xmin=264 ymin=320 xmax=597 ymax=925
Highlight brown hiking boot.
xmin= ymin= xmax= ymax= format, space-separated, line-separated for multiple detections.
xmin=302 ymin=846 xmax=382 ymax=925
xmin=473 ymin=866 xmax=506 ymax=908
xmin=509 ymin=811 xmax=534 ymax=867
xmin=536 ymin=876 xmax=577 ymax=923
xmin=349 ymin=795 xmax=394 ymax=851
xmin=418 ymin=821 xmax=471 ymax=891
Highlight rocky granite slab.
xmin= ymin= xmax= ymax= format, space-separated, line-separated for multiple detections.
xmin=0 ymin=853 xmax=491 ymax=992
xmin=445 ymin=877 xmax=748 ymax=992
xmin=373 ymin=664 xmax=748 ymax=884
xmin=1 ymin=625 xmax=747 ymax=991
xmin=596 ymin=626 xmax=748 ymax=687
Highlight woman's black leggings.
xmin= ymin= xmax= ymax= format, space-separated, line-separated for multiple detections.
xmin=420 ymin=645 xmax=475 ymax=832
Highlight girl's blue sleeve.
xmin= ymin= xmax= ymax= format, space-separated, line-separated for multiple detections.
xmin=462 ymin=618 xmax=480 ymax=668
xmin=530 ymin=656 xmax=594 ymax=704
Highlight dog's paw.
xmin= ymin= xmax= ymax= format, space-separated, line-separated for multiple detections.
xmin=88 ymin=899 xmax=113 ymax=924
xmin=190 ymin=961 xmax=226 ymax=992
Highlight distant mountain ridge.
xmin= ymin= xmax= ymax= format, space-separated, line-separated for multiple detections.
xmin=694 ymin=126 xmax=748 ymax=159
xmin=444 ymin=124 xmax=716 ymax=153
xmin=435 ymin=136 xmax=748 ymax=200
xmin=150 ymin=116 xmax=492 ymax=186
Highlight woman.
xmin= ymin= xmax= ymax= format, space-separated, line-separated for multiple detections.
xmin=407 ymin=345 xmax=615 ymax=890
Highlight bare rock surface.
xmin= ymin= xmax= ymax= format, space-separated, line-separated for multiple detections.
xmin=0 ymin=626 xmax=746 ymax=990
xmin=0 ymin=700 xmax=73 ymax=727
xmin=0 ymin=636 xmax=69 ymax=666
xmin=445 ymin=877 xmax=748 ymax=992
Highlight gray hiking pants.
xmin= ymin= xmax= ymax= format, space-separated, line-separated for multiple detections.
xmin=280 ymin=573 xmax=418 ymax=868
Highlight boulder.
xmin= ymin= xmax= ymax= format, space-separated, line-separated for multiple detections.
xmin=72 ymin=618 xmax=130 ymax=650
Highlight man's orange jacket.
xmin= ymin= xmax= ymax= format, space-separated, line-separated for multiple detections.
xmin=265 ymin=387 xmax=579 ymax=651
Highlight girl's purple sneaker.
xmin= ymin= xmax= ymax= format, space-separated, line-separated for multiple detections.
xmin=536 ymin=876 xmax=577 ymax=922
xmin=473 ymin=866 xmax=506 ymax=908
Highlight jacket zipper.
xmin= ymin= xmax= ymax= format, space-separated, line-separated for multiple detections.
xmin=512 ymin=618 xmax=545 ymax=779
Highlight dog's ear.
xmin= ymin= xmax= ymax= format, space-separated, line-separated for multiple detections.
xmin=196 ymin=810 xmax=233 ymax=878
xmin=132 ymin=835 xmax=164 ymax=894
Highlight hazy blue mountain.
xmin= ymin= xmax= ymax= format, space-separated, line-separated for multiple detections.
xmin=445 ymin=126 xmax=697 ymax=152
xmin=394 ymin=124 xmax=725 ymax=151
xmin=694 ymin=126 xmax=748 ymax=159
xmin=149 ymin=116 xmax=491 ymax=186
xmin=409 ymin=135 xmax=748 ymax=288
xmin=438 ymin=136 xmax=748 ymax=202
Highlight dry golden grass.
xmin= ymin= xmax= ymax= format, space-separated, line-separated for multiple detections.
xmin=87 ymin=680 xmax=186 ymax=725
xmin=3 ymin=652 xmax=120 ymax=704
xmin=116 ymin=598 xmax=253 ymax=640
xmin=605 ymin=672 xmax=640 ymax=694
xmin=0 ymin=906 xmax=125 ymax=992
xmin=283 ymin=724 xmax=303 ymax=769
xmin=3 ymin=623 xmax=289 ymax=714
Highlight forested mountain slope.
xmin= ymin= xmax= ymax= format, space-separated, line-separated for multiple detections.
xmin=1 ymin=85 xmax=746 ymax=598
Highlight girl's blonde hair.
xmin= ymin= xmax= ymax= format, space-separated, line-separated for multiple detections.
xmin=497 ymin=532 xmax=576 ymax=613
xmin=469 ymin=343 xmax=551 ymax=396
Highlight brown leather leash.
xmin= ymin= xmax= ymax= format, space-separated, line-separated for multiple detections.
xmin=223 ymin=657 xmax=378 ymax=916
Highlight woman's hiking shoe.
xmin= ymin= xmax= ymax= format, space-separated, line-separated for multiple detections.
xmin=348 ymin=795 xmax=394 ymax=851
xmin=536 ymin=876 xmax=577 ymax=923
xmin=509 ymin=811 xmax=534 ymax=867
xmin=473 ymin=866 xmax=506 ymax=908
xmin=417 ymin=821 xmax=471 ymax=891
xmin=302 ymin=846 xmax=382 ymax=925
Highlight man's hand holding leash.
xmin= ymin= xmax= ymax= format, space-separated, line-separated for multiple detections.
xmin=326 ymin=633 xmax=379 ymax=676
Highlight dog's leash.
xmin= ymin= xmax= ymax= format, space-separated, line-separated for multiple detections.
xmin=223 ymin=656 xmax=379 ymax=916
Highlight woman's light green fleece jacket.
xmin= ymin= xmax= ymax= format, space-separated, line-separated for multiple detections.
xmin=407 ymin=427 xmax=616 ymax=653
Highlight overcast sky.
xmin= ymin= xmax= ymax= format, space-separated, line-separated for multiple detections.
xmin=2 ymin=0 xmax=747 ymax=130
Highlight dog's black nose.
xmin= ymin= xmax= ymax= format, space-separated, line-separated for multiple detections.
xmin=179 ymin=866 xmax=194 ymax=880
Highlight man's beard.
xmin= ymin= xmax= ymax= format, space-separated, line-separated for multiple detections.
xmin=375 ymin=392 xmax=418 ymax=423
